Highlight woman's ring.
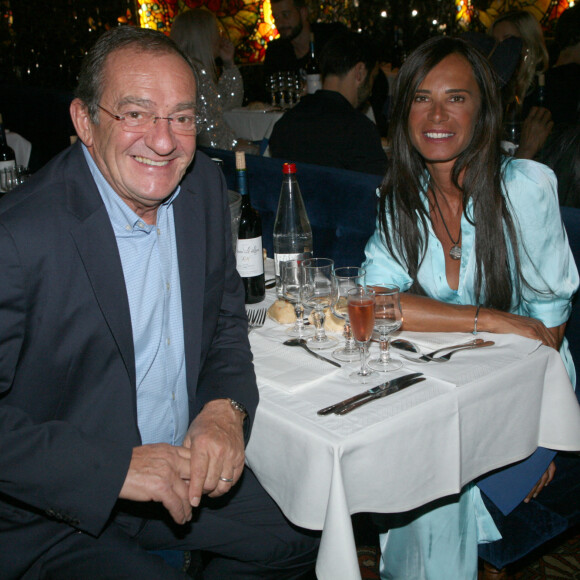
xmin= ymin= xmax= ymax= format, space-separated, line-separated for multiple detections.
xmin=219 ymin=476 xmax=234 ymax=483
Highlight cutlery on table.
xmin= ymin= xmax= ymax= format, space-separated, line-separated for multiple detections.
xmin=317 ymin=372 xmax=423 ymax=415
xmin=247 ymin=308 xmax=267 ymax=334
xmin=337 ymin=376 xmax=426 ymax=414
xmin=283 ymin=338 xmax=342 ymax=368
xmin=390 ymin=338 xmax=421 ymax=353
xmin=399 ymin=338 xmax=485 ymax=363
xmin=427 ymin=340 xmax=495 ymax=361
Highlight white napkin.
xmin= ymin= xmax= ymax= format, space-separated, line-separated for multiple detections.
xmin=390 ymin=331 xmax=541 ymax=385
xmin=250 ymin=331 xmax=341 ymax=393
xmin=393 ymin=330 xmax=540 ymax=357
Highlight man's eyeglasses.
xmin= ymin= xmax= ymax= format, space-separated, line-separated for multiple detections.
xmin=97 ymin=104 xmax=203 ymax=135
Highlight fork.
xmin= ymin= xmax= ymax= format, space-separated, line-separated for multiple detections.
xmin=247 ymin=308 xmax=267 ymax=334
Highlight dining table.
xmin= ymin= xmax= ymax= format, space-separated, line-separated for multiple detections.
xmin=6 ymin=130 xmax=32 ymax=168
xmin=223 ymin=106 xmax=285 ymax=142
xmin=244 ymin=286 xmax=580 ymax=580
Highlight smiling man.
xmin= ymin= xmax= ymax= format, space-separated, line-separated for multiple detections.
xmin=0 ymin=26 xmax=318 ymax=579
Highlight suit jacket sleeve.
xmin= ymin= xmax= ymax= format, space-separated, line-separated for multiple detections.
xmin=0 ymin=218 xmax=132 ymax=537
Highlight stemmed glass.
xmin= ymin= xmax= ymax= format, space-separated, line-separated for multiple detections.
xmin=281 ymin=260 xmax=314 ymax=338
xmin=331 ymin=267 xmax=366 ymax=362
xmin=301 ymin=258 xmax=338 ymax=350
xmin=368 ymin=285 xmax=403 ymax=372
xmin=347 ymin=287 xmax=376 ymax=383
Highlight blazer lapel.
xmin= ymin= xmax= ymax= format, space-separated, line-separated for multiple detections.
xmin=174 ymin=180 xmax=205 ymax=398
xmin=65 ymin=148 xmax=136 ymax=388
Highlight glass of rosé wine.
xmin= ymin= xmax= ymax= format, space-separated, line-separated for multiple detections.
xmin=347 ymin=287 xmax=376 ymax=383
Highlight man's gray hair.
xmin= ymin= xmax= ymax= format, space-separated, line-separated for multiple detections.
xmin=75 ymin=26 xmax=195 ymax=122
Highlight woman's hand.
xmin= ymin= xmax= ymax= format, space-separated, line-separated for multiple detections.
xmin=516 ymin=106 xmax=553 ymax=160
xmin=398 ymin=294 xmax=565 ymax=350
xmin=481 ymin=308 xmax=563 ymax=350
xmin=524 ymin=461 xmax=556 ymax=503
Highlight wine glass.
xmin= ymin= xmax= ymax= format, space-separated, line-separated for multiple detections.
xmin=331 ymin=267 xmax=366 ymax=362
xmin=301 ymin=258 xmax=338 ymax=350
xmin=347 ymin=287 xmax=376 ymax=383
xmin=281 ymin=260 xmax=314 ymax=338
xmin=368 ymin=285 xmax=403 ymax=372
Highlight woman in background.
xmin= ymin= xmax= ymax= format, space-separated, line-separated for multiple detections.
xmin=491 ymin=10 xmax=553 ymax=159
xmin=171 ymin=8 xmax=251 ymax=151
xmin=362 ymin=35 xmax=578 ymax=579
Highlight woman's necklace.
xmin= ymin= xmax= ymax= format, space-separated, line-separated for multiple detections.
xmin=430 ymin=185 xmax=462 ymax=261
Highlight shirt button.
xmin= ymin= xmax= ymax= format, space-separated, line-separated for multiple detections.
xmin=166 ymin=282 xmax=170 ymax=291
xmin=157 ymin=228 xmax=162 ymax=236
xmin=137 ymin=222 xmax=145 ymax=229
xmin=125 ymin=225 xmax=131 ymax=231
xmin=166 ymin=338 xmax=171 ymax=346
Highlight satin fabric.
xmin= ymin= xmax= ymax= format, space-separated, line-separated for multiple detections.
xmin=363 ymin=158 xmax=579 ymax=579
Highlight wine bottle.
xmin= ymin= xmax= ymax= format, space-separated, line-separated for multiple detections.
xmin=235 ymin=151 xmax=265 ymax=304
xmin=273 ymin=162 xmax=313 ymax=298
xmin=0 ymin=113 xmax=16 ymax=193
xmin=305 ymin=33 xmax=322 ymax=95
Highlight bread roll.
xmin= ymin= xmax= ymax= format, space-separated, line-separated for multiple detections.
xmin=267 ymin=300 xmax=296 ymax=324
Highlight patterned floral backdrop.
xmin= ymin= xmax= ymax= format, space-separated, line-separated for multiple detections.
xmin=456 ymin=0 xmax=574 ymax=34
xmin=0 ymin=0 xmax=574 ymax=89
xmin=138 ymin=0 xmax=358 ymax=63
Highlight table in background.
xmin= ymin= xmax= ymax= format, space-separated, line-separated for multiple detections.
xmin=244 ymin=301 xmax=580 ymax=580
xmin=223 ymin=107 xmax=284 ymax=142
xmin=6 ymin=130 xmax=32 ymax=167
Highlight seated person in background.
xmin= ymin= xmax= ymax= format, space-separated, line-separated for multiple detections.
xmin=0 ymin=25 xmax=319 ymax=579
xmin=362 ymin=35 xmax=578 ymax=580
xmin=546 ymin=4 xmax=580 ymax=127
xmin=263 ymin=0 xmax=345 ymax=85
xmin=268 ymin=31 xmax=388 ymax=175
xmin=171 ymin=8 xmax=256 ymax=153
xmin=491 ymin=10 xmax=553 ymax=160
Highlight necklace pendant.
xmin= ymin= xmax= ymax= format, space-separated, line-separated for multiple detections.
xmin=449 ymin=245 xmax=462 ymax=260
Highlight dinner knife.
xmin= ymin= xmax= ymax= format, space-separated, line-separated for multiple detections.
xmin=317 ymin=372 xmax=423 ymax=416
xmin=336 ymin=376 xmax=426 ymax=415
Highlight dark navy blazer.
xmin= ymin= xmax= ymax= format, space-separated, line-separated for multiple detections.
xmin=0 ymin=143 xmax=257 ymax=578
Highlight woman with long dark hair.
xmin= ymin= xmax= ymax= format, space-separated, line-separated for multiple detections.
xmin=362 ymin=35 xmax=578 ymax=579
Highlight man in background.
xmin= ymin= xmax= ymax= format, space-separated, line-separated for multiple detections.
xmin=268 ymin=30 xmax=388 ymax=175
xmin=263 ymin=0 xmax=345 ymax=81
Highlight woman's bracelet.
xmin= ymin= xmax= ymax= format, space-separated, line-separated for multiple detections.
xmin=473 ymin=304 xmax=482 ymax=335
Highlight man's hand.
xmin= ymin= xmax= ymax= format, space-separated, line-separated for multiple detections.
xmin=119 ymin=443 xmax=193 ymax=525
xmin=182 ymin=399 xmax=246 ymax=507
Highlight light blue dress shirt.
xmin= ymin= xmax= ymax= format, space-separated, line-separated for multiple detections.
xmin=363 ymin=158 xmax=579 ymax=580
xmin=83 ymin=145 xmax=188 ymax=446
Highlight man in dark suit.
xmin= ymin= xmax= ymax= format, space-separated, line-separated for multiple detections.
xmin=0 ymin=26 xmax=318 ymax=579
xmin=268 ymin=31 xmax=388 ymax=175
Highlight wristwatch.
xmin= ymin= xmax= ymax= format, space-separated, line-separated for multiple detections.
xmin=228 ymin=398 xmax=248 ymax=418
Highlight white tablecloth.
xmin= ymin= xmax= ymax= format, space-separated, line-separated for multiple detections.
xmin=223 ymin=108 xmax=284 ymax=142
xmin=6 ymin=131 xmax=32 ymax=168
xmin=245 ymin=306 xmax=580 ymax=579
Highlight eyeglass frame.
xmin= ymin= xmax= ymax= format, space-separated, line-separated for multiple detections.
xmin=97 ymin=104 xmax=204 ymax=135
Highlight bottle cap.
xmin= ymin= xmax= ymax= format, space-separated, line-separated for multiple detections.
xmin=235 ymin=151 xmax=246 ymax=170
xmin=283 ymin=162 xmax=297 ymax=174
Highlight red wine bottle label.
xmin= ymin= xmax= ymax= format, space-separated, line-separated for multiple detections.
xmin=236 ymin=237 xmax=264 ymax=277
